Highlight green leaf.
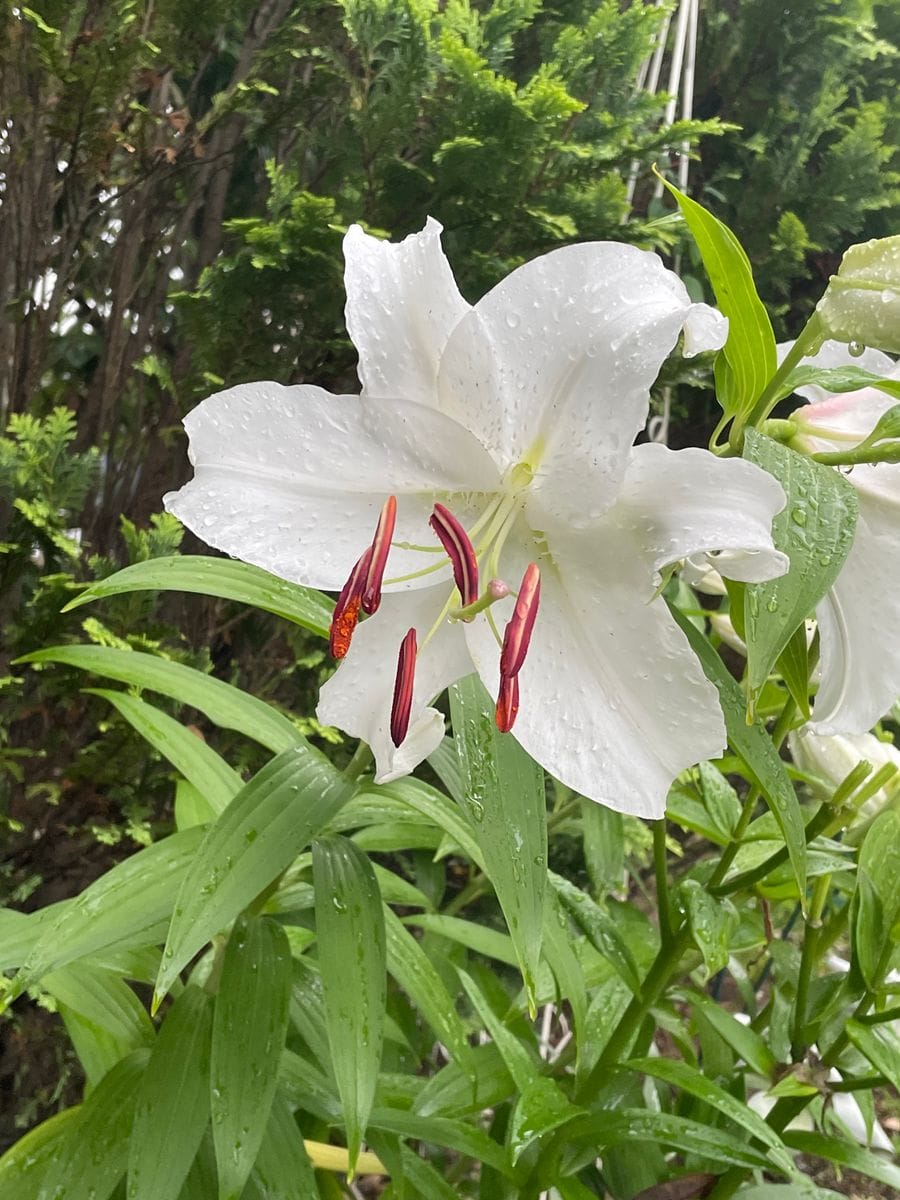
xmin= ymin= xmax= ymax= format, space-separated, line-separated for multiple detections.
xmin=155 ymin=744 xmax=353 ymax=1007
xmin=9 ymin=828 xmax=205 ymax=1001
xmin=20 ymin=645 xmax=302 ymax=755
xmin=669 ymin=602 xmax=807 ymax=899
xmin=313 ymin=836 xmax=386 ymax=1174
xmin=660 ymin=178 xmax=776 ymax=421
xmin=128 ymin=986 xmax=214 ymax=1200
xmin=580 ymin=799 xmax=624 ymax=896
xmin=775 ymin=365 xmax=900 ymax=408
xmin=382 ymin=905 xmax=472 ymax=1074
xmin=550 ymin=872 xmax=640 ymax=993
xmin=776 ymin=622 xmax=811 ymax=720
xmin=88 ymin=688 xmax=242 ymax=817
xmin=64 ymin=556 xmax=334 ymax=637
xmin=847 ymin=1019 xmax=900 ymax=1091
xmin=401 ymin=913 xmax=518 ymax=966
xmin=783 ymin=1131 xmax=900 ymax=1190
xmin=853 ymin=809 xmax=900 ymax=988
xmin=449 ymin=674 xmax=547 ymax=1009
xmin=574 ymin=1109 xmax=774 ymax=1170
xmin=211 ymin=916 xmax=293 ymax=1200
xmin=367 ymin=1108 xmax=512 ymax=1177
xmin=627 ymin=1056 xmax=793 ymax=1174
xmin=508 ymin=1077 xmax=584 ymax=1164
xmin=742 ymin=431 xmax=858 ymax=708
xmin=38 ymin=1049 xmax=149 ymax=1200
xmin=457 ymin=967 xmax=537 ymax=1092
xmin=0 ymin=1109 xmax=80 ymax=1200
xmin=43 ymin=961 xmax=155 ymax=1088
xmin=691 ymin=996 xmax=777 ymax=1078
xmin=250 ymin=1093 xmax=317 ymax=1198
xmin=678 ymin=878 xmax=739 ymax=980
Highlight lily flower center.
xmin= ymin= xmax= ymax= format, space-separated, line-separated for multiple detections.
xmin=328 ymin=463 xmax=543 ymax=744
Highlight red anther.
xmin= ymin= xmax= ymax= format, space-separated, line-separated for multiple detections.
xmin=429 ymin=502 xmax=479 ymax=608
xmin=361 ymin=495 xmax=397 ymax=615
xmin=390 ymin=628 xmax=417 ymax=747
xmin=495 ymin=673 xmax=520 ymax=733
xmin=499 ymin=563 xmax=541 ymax=679
xmin=329 ymin=547 xmax=373 ymax=659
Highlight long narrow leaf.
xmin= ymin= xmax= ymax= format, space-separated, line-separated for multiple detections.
xmin=155 ymin=744 xmax=354 ymax=1006
xmin=211 ymin=916 xmax=293 ymax=1200
xmin=128 ymin=986 xmax=214 ymax=1200
xmin=21 ymin=645 xmax=301 ymax=755
xmin=88 ymin=688 xmax=242 ymax=817
xmin=64 ymin=555 xmax=333 ymax=637
xmin=450 ymin=675 xmax=546 ymax=1010
xmin=670 ymin=603 xmax=807 ymax=898
xmin=313 ymin=836 xmax=386 ymax=1174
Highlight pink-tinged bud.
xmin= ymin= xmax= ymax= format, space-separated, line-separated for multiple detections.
xmin=495 ymin=673 xmax=520 ymax=733
xmin=499 ymin=563 xmax=541 ymax=679
xmin=429 ymin=502 xmax=479 ymax=608
xmin=361 ymin=495 xmax=397 ymax=615
xmin=488 ymin=579 xmax=510 ymax=600
xmin=329 ymin=547 xmax=373 ymax=659
xmin=390 ymin=627 xmax=417 ymax=747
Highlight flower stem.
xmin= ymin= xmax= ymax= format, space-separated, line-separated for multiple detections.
xmin=653 ymin=819 xmax=673 ymax=946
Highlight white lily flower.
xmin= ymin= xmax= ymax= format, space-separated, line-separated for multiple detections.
xmin=166 ymin=218 xmax=788 ymax=818
xmin=783 ymin=340 xmax=900 ymax=733
xmin=788 ymin=726 xmax=900 ymax=820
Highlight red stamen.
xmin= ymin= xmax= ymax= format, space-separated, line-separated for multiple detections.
xmin=329 ymin=547 xmax=372 ymax=659
xmin=429 ymin=503 xmax=479 ymax=608
xmin=495 ymin=673 xmax=520 ymax=733
xmin=390 ymin=627 xmax=417 ymax=747
xmin=361 ymin=495 xmax=397 ymax=615
xmin=499 ymin=563 xmax=541 ymax=679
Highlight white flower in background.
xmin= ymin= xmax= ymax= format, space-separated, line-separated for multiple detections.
xmin=788 ymin=726 xmax=900 ymax=821
xmin=166 ymin=218 xmax=788 ymax=818
xmin=786 ymin=340 xmax=900 ymax=732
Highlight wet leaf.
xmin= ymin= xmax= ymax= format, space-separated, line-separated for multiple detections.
xmin=450 ymin=675 xmax=547 ymax=1009
xmin=211 ymin=916 xmax=293 ymax=1200
xmin=64 ymin=555 xmax=334 ymax=638
xmin=743 ymin=431 xmax=858 ymax=711
xmin=313 ymin=836 xmax=386 ymax=1174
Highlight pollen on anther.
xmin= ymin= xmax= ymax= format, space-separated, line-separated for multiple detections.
xmin=329 ymin=547 xmax=372 ymax=659
xmin=499 ymin=562 xmax=541 ymax=680
xmin=429 ymin=502 xmax=479 ymax=608
xmin=495 ymin=673 xmax=520 ymax=733
xmin=361 ymin=495 xmax=397 ymax=615
xmin=390 ymin=627 xmax=417 ymax=747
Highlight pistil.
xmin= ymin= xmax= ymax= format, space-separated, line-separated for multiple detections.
xmin=390 ymin=627 xmax=417 ymax=746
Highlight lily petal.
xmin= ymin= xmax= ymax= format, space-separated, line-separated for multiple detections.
xmin=437 ymin=243 xmax=724 ymax=526
xmin=165 ymin=382 xmax=500 ymax=590
xmin=317 ymin=585 xmax=472 ymax=782
xmin=344 ymin=219 xmax=470 ymax=406
xmin=814 ymin=469 xmax=900 ymax=732
xmin=464 ymin=529 xmax=726 ymax=818
xmin=612 ymin=442 xmax=788 ymax=590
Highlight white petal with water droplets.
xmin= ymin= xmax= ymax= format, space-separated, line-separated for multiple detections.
xmin=344 ymin=219 xmax=470 ymax=405
xmin=777 ymin=338 xmax=896 ymax=405
xmin=613 ymin=442 xmax=788 ymax=588
xmin=317 ymin=585 xmax=472 ymax=782
xmin=437 ymin=242 xmax=713 ymax=527
xmin=463 ymin=526 xmax=726 ymax=818
xmin=165 ymin=382 xmax=500 ymax=590
xmin=814 ymin=474 xmax=900 ymax=733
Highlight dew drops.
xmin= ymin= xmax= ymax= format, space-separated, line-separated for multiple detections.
xmin=848 ymin=340 xmax=865 ymax=357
